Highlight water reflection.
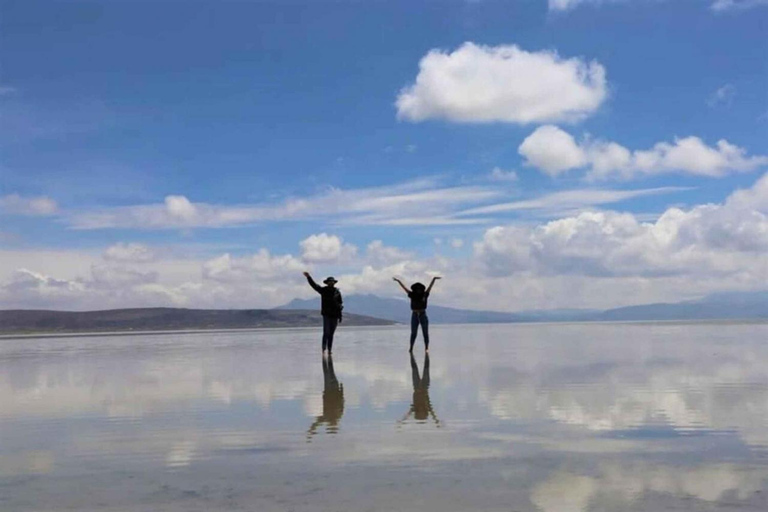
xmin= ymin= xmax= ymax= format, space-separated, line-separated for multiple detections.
xmin=399 ymin=353 xmax=441 ymax=427
xmin=2 ymin=324 xmax=768 ymax=511
xmin=307 ymin=355 xmax=344 ymax=439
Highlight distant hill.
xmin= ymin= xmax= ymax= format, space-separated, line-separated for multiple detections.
xmin=0 ymin=308 xmax=394 ymax=335
xmin=279 ymin=291 xmax=768 ymax=324
xmin=278 ymin=294 xmax=599 ymax=324
xmin=598 ymin=291 xmax=768 ymax=321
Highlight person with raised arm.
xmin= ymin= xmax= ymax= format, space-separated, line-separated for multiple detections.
xmin=392 ymin=275 xmax=441 ymax=353
xmin=303 ymin=272 xmax=343 ymax=355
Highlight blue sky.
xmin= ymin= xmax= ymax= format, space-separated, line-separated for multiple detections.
xmin=1 ymin=0 xmax=767 ymax=311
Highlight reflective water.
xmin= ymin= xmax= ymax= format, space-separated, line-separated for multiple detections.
xmin=1 ymin=323 xmax=767 ymax=511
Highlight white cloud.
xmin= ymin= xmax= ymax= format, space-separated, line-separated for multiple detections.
xmin=0 ymin=194 xmax=58 ymax=216
xmin=548 ymin=0 xmax=768 ymax=13
xmin=474 ymin=172 xmax=768 ymax=279
xmin=450 ymin=238 xmax=465 ymax=249
xmin=458 ymin=186 xmax=683 ymax=218
xmin=365 ymin=240 xmax=413 ymax=267
xmin=548 ymin=0 xmax=611 ymax=11
xmin=519 ymin=125 xmax=588 ymax=176
xmin=67 ymin=179 xmax=502 ymax=230
xmin=707 ymin=83 xmax=736 ymax=107
xmin=300 ymin=233 xmax=357 ymax=263
xmin=5 ymin=174 xmax=768 ymax=312
xmin=202 ymin=250 xmax=305 ymax=283
xmin=711 ymin=0 xmax=768 ymax=12
xmin=103 ymin=243 xmax=156 ymax=263
xmin=396 ymin=42 xmax=607 ymax=124
xmin=489 ymin=167 xmax=519 ymax=182
xmin=519 ymin=125 xmax=768 ymax=180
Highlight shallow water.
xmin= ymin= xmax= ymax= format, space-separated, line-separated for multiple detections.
xmin=1 ymin=322 xmax=767 ymax=511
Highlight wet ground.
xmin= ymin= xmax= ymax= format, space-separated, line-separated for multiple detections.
xmin=1 ymin=322 xmax=767 ymax=511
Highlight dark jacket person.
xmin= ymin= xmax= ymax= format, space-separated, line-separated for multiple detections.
xmin=303 ymin=272 xmax=343 ymax=354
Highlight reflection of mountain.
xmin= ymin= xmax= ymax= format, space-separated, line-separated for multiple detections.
xmin=0 ymin=308 xmax=394 ymax=334
xmin=279 ymin=291 xmax=768 ymax=324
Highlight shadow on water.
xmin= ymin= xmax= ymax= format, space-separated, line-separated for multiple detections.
xmin=307 ymin=355 xmax=344 ymax=440
xmin=399 ymin=353 xmax=441 ymax=427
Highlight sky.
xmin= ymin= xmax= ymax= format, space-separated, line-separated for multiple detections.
xmin=1 ymin=0 xmax=767 ymax=312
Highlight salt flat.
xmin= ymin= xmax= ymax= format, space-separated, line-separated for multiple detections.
xmin=1 ymin=322 xmax=767 ymax=511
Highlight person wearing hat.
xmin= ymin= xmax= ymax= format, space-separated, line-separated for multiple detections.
xmin=303 ymin=272 xmax=343 ymax=354
xmin=393 ymin=276 xmax=441 ymax=353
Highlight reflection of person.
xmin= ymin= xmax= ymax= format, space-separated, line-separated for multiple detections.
xmin=399 ymin=353 xmax=440 ymax=427
xmin=303 ymin=272 xmax=343 ymax=354
xmin=307 ymin=356 xmax=345 ymax=439
xmin=393 ymin=276 xmax=440 ymax=352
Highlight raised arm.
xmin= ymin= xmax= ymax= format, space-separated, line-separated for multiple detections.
xmin=392 ymin=277 xmax=410 ymax=295
xmin=303 ymin=271 xmax=323 ymax=294
xmin=426 ymin=276 xmax=441 ymax=294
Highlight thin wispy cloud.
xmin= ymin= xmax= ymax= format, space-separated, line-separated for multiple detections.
xmin=711 ymin=0 xmax=768 ymax=12
xmin=0 ymin=194 xmax=58 ymax=216
xmin=457 ymin=187 xmax=687 ymax=217
xmin=66 ymin=179 xmax=504 ymax=230
xmin=707 ymin=84 xmax=736 ymax=107
xmin=549 ymin=0 xmax=768 ymax=13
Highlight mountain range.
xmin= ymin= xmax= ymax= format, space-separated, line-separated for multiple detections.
xmin=278 ymin=291 xmax=768 ymax=323
xmin=0 ymin=308 xmax=393 ymax=335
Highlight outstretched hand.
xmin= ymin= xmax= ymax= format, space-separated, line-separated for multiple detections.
xmin=303 ymin=271 xmax=310 ymax=278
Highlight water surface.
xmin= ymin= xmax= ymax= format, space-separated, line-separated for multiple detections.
xmin=2 ymin=323 xmax=767 ymax=511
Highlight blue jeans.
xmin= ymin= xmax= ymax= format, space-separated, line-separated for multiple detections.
xmin=323 ymin=316 xmax=339 ymax=352
xmin=410 ymin=311 xmax=429 ymax=349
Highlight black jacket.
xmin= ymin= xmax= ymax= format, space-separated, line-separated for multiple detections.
xmin=306 ymin=276 xmax=343 ymax=318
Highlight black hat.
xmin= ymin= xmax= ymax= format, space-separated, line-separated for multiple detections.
xmin=323 ymin=276 xmax=338 ymax=284
xmin=411 ymin=282 xmax=425 ymax=291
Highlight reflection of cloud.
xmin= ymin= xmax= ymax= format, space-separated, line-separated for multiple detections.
xmin=0 ymin=451 xmax=55 ymax=477
xmin=532 ymin=463 xmax=768 ymax=511
xmin=531 ymin=472 xmax=596 ymax=512
xmin=166 ymin=440 xmax=197 ymax=468
xmin=474 ymin=327 xmax=768 ymax=449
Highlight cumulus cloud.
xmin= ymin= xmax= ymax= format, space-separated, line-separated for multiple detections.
xmin=365 ymin=240 xmax=413 ymax=267
xmin=518 ymin=125 xmax=588 ymax=176
xmin=396 ymin=42 xmax=607 ymax=124
xmin=519 ymin=125 xmax=768 ymax=180
xmin=300 ymin=233 xmax=357 ymax=263
xmin=203 ymin=250 xmax=305 ymax=283
xmin=103 ymin=243 xmax=156 ymax=263
xmin=67 ymin=179 xmax=502 ymax=230
xmin=474 ymin=172 xmax=768 ymax=279
xmin=6 ymin=174 xmax=768 ymax=312
xmin=0 ymin=194 xmax=58 ymax=216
